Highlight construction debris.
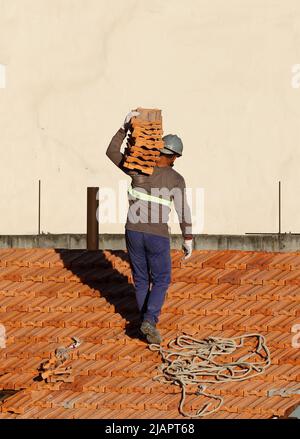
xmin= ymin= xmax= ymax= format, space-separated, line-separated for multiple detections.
xmin=123 ymin=107 xmax=164 ymax=175
xmin=39 ymin=337 xmax=81 ymax=383
xmin=150 ymin=333 xmax=271 ymax=418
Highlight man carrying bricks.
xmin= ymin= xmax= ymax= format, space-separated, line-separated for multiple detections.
xmin=106 ymin=110 xmax=193 ymax=344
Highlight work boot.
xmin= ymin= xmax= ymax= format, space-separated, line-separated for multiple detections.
xmin=140 ymin=320 xmax=162 ymax=344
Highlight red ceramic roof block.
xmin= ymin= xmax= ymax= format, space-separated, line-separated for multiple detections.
xmin=217 ymin=269 xmax=247 ymax=285
xmin=0 ymin=266 xmax=25 ymax=281
xmin=0 ymin=249 xmax=20 ymax=267
xmin=239 ymin=381 xmax=263 ymax=397
xmin=223 ymin=253 xmax=258 ymax=270
xmin=0 ymin=390 xmax=33 ymax=414
xmin=0 ymin=341 xmax=26 ymax=358
xmin=245 ymin=254 xmax=277 ymax=270
xmin=183 ymin=268 xmax=205 ymax=283
xmin=0 ymin=357 xmax=23 ymax=374
xmin=15 ymin=249 xmax=55 ymax=266
xmin=171 ymin=252 xmax=185 ymax=267
xmin=244 ymin=299 xmax=273 ymax=316
xmin=267 ymin=315 xmax=295 ymax=332
xmin=272 ymin=285 xmax=300 ymax=301
xmin=235 ymin=395 xmax=263 ymax=414
xmin=30 ymin=406 xmax=63 ymax=419
xmin=267 ymin=300 xmax=299 ymax=317
xmin=21 ymin=267 xmax=49 ymax=282
xmin=188 ymin=267 xmax=221 ymax=284
xmin=178 ymin=251 xmax=209 ymax=268
xmin=0 ymin=279 xmax=19 ymax=294
xmin=114 ymin=344 xmax=144 ymax=361
xmin=0 ymin=296 xmax=29 ymax=312
xmin=240 ymin=269 xmax=276 ymax=286
xmin=208 ymin=283 xmax=237 ymax=300
xmin=12 ymin=372 xmax=35 ymax=390
xmin=264 ymin=271 xmax=295 ymax=287
xmin=202 ymin=252 xmax=235 ymax=269
xmin=43 ymin=390 xmax=76 ymax=408
xmin=127 ymin=361 xmax=157 ymax=378
xmin=184 ymin=282 xmax=214 ymax=299
xmin=88 ymin=359 xmax=120 ymax=376
xmin=196 ymin=314 xmax=226 ymax=331
xmin=265 ymin=331 xmax=291 ymax=348
xmin=171 ymin=267 xmax=195 ymax=282
xmin=23 ymin=296 xmax=56 ymax=313
xmin=69 ymin=296 xmax=101 ymax=312
xmin=166 ymin=281 xmax=189 ymax=296
xmin=224 ymin=299 xmax=252 ymax=316
xmin=96 ymin=343 xmax=128 ymax=361
xmin=184 ymin=298 xmax=214 ymax=315
xmin=35 ymin=312 xmax=64 ymax=329
xmin=285 ymin=255 xmax=300 ymax=270
xmin=278 ymin=348 xmax=300 ymax=365
xmin=17 ymin=406 xmax=42 ymax=419
xmin=274 ymin=269 xmax=300 ymax=286
xmin=148 ymin=392 xmax=179 ymax=411
xmin=104 ymin=376 xmax=130 ymax=393
xmin=235 ymin=314 xmax=270 ymax=331
xmin=271 ymin=396 xmax=300 ymax=417
xmin=0 ymin=372 xmax=18 ymax=388
xmin=77 ymin=342 xmax=104 ymax=360
xmin=1 ymin=250 xmax=35 ymax=266
xmin=0 ymin=310 xmax=25 ymax=327
xmin=44 ymin=297 xmax=74 ymax=313
xmin=61 ymin=311 xmax=89 ymax=327
xmin=162 ymin=297 xmax=189 ymax=314
xmin=252 ymin=381 xmax=277 ymax=397
xmin=269 ymin=254 xmax=300 ymax=270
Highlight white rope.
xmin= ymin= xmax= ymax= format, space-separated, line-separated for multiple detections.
xmin=149 ymin=333 xmax=271 ymax=418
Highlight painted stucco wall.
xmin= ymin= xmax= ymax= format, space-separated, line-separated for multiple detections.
xmin=1 ymin=0 xmax=300 ymax=235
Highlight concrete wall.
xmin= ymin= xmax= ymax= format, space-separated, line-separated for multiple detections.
xmin=1 ymin=233 xmax=300 ymax=252
xmin=1 ymin=0 xmax=300 ymax=236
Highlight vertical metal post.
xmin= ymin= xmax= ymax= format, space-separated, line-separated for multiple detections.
xmin=38 ymin=179 xmax=41 ymax=235
xmin=278 ymin=181 xmax=281 ymax=235
xmin=87 ymin=187 xmax=99 ymax=250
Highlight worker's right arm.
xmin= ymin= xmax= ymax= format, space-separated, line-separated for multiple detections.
xmin=105 ymin=127 xmax=127 ymax=168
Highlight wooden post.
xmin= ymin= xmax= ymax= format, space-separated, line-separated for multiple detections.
xmin=87 ymin=187 xmax=99 ymax=250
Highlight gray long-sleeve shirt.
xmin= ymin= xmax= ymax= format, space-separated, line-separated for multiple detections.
xmin=106 ymin=127 xmax=193 ymax=239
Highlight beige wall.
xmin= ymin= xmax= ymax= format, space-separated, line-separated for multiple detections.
xmin=1 ymin=0 xmax=300 ymax=235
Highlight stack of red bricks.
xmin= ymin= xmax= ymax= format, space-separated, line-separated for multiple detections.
xmin=123 ymin=107 xmax=164 ymax=175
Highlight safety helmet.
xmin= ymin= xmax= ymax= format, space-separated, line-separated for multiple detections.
xmin=160 ymin=134 xmax=183 ymax=156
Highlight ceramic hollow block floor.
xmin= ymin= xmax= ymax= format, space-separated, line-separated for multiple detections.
xmin=0 ymin=248 xmax=299 ymax=419
xmin=123 ymin=107 xmax=164 ymax=175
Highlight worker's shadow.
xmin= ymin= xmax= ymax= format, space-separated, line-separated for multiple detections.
xmin=55 ymin=248 xmax=149 ymax=342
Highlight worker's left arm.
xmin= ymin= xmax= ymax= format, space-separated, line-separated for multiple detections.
xmin=173 ymin=176 xmax=193 ymax=239
xmin=173 ymin=176 xmax=193 ymax=259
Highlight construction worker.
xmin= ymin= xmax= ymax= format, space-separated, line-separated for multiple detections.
xmin=106 ymin=110 xmax=193 ymax=344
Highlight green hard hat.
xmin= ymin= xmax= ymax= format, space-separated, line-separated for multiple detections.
xmin=161 ymin=134 xmax=183 ymax=156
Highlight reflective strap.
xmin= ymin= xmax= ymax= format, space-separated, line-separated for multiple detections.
xmin=128 ymin=186 xmax=172 ymax=208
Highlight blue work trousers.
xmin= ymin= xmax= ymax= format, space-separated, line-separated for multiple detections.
xmin=125 ymin=229 xmax=172 ymax=325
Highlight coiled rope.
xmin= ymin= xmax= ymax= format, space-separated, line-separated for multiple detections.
xmin=149 ymin=333 xmax=271 ymax=418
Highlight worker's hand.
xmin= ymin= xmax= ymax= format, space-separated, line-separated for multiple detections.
xmin=122 ymin=110 xmax=140 ymax=131
xmin=182 ymin=239 xmax=193 ymax=260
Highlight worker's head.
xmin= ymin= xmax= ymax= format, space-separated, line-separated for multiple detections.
xmin=161 ymin=134 xmax=183 ymax=156
xmin=158 ymin=134 xmax=183 ymax=167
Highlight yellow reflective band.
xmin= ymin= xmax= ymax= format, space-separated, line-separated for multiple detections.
xmin=128 ymin=186 xmax=172 ymax=207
